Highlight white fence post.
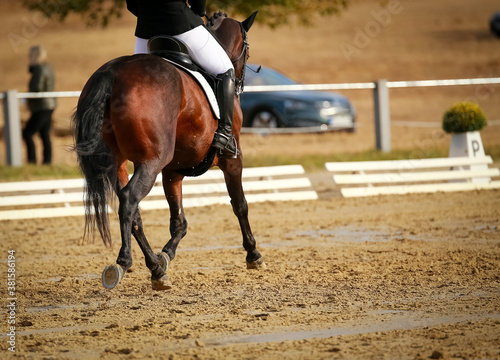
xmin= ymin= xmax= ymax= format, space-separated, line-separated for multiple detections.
xmin=373 ymin=79 xmax=391 ymax=152
xmin=2 ymin=90 xmax=23 ymax=167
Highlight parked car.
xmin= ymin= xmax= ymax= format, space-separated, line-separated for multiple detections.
xmin=240 ymin=64 xmax=356 ymax=131
xmin=491 ymin=11 xmax=500 ymax=37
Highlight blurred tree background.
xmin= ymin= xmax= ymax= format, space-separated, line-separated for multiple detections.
xmin=22 ymin=0 xmax=348 ymax=28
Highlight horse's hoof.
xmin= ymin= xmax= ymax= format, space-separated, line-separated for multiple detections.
xmin=151 ymin=275 xmax=172 ymax=291
xmin=157 ymin=252 xmax=170 ymax=272
xmin=247 ymin=257 xmax=266 ymax=270
xmin=102 ymin=264 xmax=125 ymax=289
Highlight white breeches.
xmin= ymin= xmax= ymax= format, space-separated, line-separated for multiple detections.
xmin=134 ymin=25 xmax=233 ymax=76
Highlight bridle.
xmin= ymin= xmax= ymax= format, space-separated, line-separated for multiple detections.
xmin=233 ymin=22 xmax=249 ymax=96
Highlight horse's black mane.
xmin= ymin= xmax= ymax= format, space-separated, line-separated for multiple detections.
xmin=206 ymin=11 xmax=227 ymax=28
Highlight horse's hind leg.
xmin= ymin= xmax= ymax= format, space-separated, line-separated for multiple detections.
xmin=102 ymin=163 xmax=167 ymax=289
xmin=219 ymin=158 xmax=265 ymax=269
xmin=160 ymin=170 xmax=188 ymax=262
xmin=131 ymin=210 xmax=172 ymax=290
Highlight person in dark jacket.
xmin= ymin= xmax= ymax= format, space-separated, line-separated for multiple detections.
xmin=23 ymin=45 xmax=57 ymax=164
xmin=126 ymin=0 xmax=238 ymax=156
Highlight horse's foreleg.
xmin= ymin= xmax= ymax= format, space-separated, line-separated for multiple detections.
xmin=220 ymin=158 xmax=265 ymax=269
xmin=160 ymin=171 xmax=188 ymax=262
xmin=102 ymin=160 xmax=129 ymax=289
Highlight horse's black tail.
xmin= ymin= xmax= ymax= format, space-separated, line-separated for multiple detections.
xmin=72 ymin=68 xmax=117 ymax=247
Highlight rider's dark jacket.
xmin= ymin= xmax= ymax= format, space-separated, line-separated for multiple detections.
xmin=126 ymin=0 xmax=206 ymax=39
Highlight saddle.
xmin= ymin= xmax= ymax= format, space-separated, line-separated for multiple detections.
xmin=148 ymin=35 xmax=218 ymax=101
xmin=148 ymin=36 xmax=194 ymax=69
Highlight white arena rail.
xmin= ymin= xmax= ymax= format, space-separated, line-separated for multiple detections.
xmin=0 ymin=165 xmax=318 ymax=221
xmin=4 ymin=77 xmax=500 ymax=165
xmin=326 ymin=156 xmax=500 ymax=197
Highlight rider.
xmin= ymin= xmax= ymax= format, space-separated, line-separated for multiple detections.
xmin=126 ymin=0 xmax=238 ymax=156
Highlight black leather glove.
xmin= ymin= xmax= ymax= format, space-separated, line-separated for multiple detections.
xmin=190 ymin=0 xmax=206 ymax=17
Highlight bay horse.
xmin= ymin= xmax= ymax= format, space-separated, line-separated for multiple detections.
xmin=73 ymin=11 xmax=264 ymax=291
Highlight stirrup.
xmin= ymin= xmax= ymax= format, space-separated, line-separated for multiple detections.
xmin=212 ymin=133 xmax=239 ymax=159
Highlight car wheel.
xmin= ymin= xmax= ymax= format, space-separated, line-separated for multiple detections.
xmin=250 ymin=108 xmax=282 ymax=128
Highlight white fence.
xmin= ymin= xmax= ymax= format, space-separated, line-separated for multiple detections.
xmin=2 ymin=77 xmax=500 ymax=166
xmin=0 ymin=165 xmax=318 ymax=221
xmin=326 ymin=156 xmax=500 ymax=197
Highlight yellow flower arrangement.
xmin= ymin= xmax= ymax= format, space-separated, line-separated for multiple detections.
xmin=442 ymin=101 xmax=487 ymax=133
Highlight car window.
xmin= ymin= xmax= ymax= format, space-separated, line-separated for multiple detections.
xmin=245 ymin=66 xmax=297 ymax=86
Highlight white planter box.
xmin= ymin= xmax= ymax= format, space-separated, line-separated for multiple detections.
xmin=449 ymin=131 xmax=489 ymax=183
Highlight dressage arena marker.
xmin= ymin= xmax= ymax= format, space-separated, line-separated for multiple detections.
xmin=0 ymin=165 xmax=317 ymax=221
xmin=326 ymin=156 xmax=500 ymax=197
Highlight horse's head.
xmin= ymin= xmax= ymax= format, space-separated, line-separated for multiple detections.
xmin=207 ymin=11 xmax=258 ymax=95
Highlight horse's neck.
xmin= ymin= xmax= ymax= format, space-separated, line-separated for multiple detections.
xmin=213 ymin=22 xmax=239 ymax=57
xmin=209 ymin=19 xmax=224 ymax=32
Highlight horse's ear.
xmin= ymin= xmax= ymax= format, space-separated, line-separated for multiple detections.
xmin=242 ymin=11 xmax=258 ymax=32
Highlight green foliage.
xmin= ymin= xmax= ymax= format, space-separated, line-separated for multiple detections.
xmin=22 ymin=0 xmax=348 ymax=28
xmin=23 ymin=0 xmax=124 ymax=27
xmin=207 ymin=0 xmax=348 ymax=28
xmin=442 ymin=101 xmax=488 ymax=134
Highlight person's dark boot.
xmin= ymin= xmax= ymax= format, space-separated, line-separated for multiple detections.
xmin=212 ymin=68 xmax=239 ymax=157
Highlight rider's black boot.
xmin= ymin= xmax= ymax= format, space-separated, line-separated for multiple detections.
xmin=212 ymin=68 xmax=238 ymax=157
